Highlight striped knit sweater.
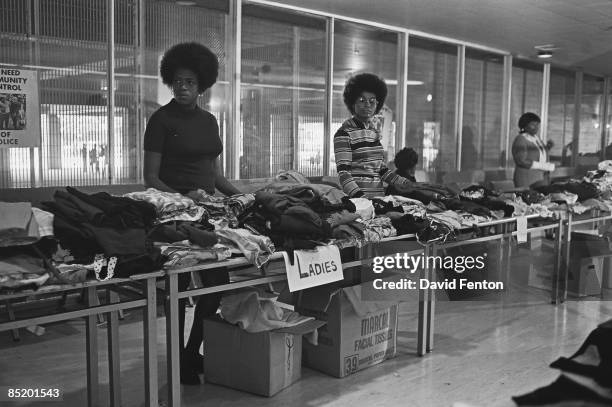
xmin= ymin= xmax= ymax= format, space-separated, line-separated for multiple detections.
xmin=333 ymin=117 xmax=411 ymax=197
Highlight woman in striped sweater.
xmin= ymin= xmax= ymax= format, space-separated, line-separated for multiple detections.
xmin=334 ymin=73 xmax=414 ymax=198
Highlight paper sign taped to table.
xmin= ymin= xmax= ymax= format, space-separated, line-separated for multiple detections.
xmin=282 ymin=245 xmax=344 ymax=292
xmin=516 ymin=216 xmax=528 ymax=243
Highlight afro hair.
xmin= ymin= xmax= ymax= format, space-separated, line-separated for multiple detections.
xmin=394 ymin=147 xmax=419 ymax=173
xmin=342 ymin=73 xmax=387 ymax=115
xmin=518 ymin=112 xmax=541 ymax=131
xmin=160 ymin=42 xmax=218 ymax=93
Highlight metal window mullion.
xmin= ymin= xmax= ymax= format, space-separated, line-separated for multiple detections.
xmin=323 ymin=17 xmax=334 ymax=177
xmin=228 ymin=0 xmax=242 ymax=180
xmin=397 ymin=32 xmax=408 ymax=151
xmin=455 ymin=45 xmax=465 ymax=171
xmin=572 ymin=72 xmax=583 ymax=166
xmin=600 ymin=78 xmax=609 ymax=160
xmin=501 ymin=54 xmax=512 ymax=168
xmin=107 ymin=0 xmax=115 ymax=184
xmin=540 ymin=63 xmax=550 ymax=143
xmin=30 ymin=0 xmax=41 ymax=187
xmin=136 ymin=0 xmax=145 ymax=183
xmin=292 ymin=26 xmax=300 ymax=173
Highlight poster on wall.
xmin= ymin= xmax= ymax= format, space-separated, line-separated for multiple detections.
xmin=0 ymin=67 xmax=41 ymax=148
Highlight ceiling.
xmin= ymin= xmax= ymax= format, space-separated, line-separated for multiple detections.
xmin=270 ymin=0 xmax=612 ymax=77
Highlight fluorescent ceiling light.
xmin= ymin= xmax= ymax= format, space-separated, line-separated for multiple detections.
xmin=385 ymin=79 xmax=424 ymax=86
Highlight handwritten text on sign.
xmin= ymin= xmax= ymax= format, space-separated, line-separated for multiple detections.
xmin=282 ymin=245 xmax=344 ymax=292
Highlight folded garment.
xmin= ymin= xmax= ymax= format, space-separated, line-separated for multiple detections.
xmin=359 ymin=216 xmax=397 ymax=242
xmin=226 ymin=193 xmax=256 ymax=219
xmin=391 ymin=214 xmax=430 ymax=236
xmin=158 ymin=242 xmax=232 ymax=269
xmin=326 ymin=210 xmax=361 ymax=228
xmin=124 ymin=188 xmax=196 ymax=220
xmin=0 ymin=202 xmax=40 ymax=247
xmin=598 ymin=160 xmax=612 ymax=172
xmin=332 ymin=222 xmax=365 ymax=240
xmin=275 ymin=169 xmax=310 ymax=184
xmin=351 ymin=197 xmax=375 ymax=220
xmin=550 ymin=192 xmax=579 ymax=205
xmin=534 ymin=182 xmax=600 ymax=202
xmin=261 ymin=182 xmax=353 ymax=213
xmin=0 ymin=254 xmax=49 ymax=289
xmin=371 ymin=198 xmax=404 ymax=215
xmin=428 ymin=210 xmax=464 ymax=230
xmin=220 ymin=290 xmax=314 ymax=333
xmin=215 ymin=227 xmax=275 ymax=268
xmin=32 ymin=207 xmax=54 ymax=237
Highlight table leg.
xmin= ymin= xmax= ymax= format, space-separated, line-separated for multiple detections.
xmin=551 ymin=218 xmax=564 ymax=304
xmin=562 ymin=213 xmax=572 ymax=303
xmin=85 ymin=286 xmax=99 ymax=407
xmin=144 ymin=278 xmax=158 ymax=407
xmin=106 ymin=290 xmax=121 ymax=407
xmin=166 ymin=273 xmax=181 ymax=407
xmin=417 ymin=244 xmax=430 ymax=356
xmin=427 ymin=244 xmax=436 ymax=353
xmin=5 ymin=300 xmax=20 ymax=341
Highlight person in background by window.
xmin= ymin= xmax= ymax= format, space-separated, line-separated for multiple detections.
xmin=98 ymin=144 xmax=106 ymax=177
xmin=81 ymin=143 xmax=88 ymax=174
xmin=512 ymin=112 xmax=555 ymax=188
xmin=89 ymin=144 xmax=98 ymax=175
xmin=333 ymin=73 xmax=414 ymax=198
xmin=143 ymin=42 xmax=240 ymax=385
xmin=386 ymin=147 xmax=419 ymax=195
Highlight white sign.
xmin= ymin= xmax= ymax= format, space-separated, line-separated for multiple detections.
xmin=516 ymin=216 xmax=528 ymax=243
xmin=282 ymin=245 xmax=344 ymax=292
xmin=0 ymin=67 xmax=40 ymax=148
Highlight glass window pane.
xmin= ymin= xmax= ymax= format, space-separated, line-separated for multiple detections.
xmin=330 ymin=21 xmax=400 ymax=176
xmin=578 ymin=74 xmax=604 ymax=159
xmin=606 ymin=87 xmax=612 ymax=159
xmin=547 ymin=68 xmax=575 ymax=166
xmin=142 ymin=0 xmax=230 ymax=175
xmin=510 ymin=60 xmax=543 ymax=166
xmin=405 ymin=37 xmax=457 ymax=172
xmin=462 ymin=49 xmax=504 ymax=170
xmin=240 ymin=5 xmax=326 ymax=179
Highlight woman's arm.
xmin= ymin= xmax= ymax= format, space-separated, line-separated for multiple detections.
xmin=214 ymin=158 xmax=241 ymax=196
xmin=143 ymin=150 xmax=178 ymax=193
xmin=381 ymin=167 xmax=416 ymax=191
xmin=512 ymin=135 xmax=534 ymax=169
xmin=512 ymin=135 xmax=554 ymax=171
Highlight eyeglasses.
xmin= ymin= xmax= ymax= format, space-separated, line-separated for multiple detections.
xmin=356 ymin=96 xmax=378 ymax=105
xmin=172 ymin=78 xmax=198 ymax=88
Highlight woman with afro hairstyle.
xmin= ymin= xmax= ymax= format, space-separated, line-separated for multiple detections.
xmin=333 ymin=73 xmax=414 ymax=198
xmin=144 ymin=42 xmax=240 ymax=385
xmin=511 ymin=112 xmax=555 ymax=187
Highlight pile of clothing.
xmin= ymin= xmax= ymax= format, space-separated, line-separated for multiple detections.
xmin=42 ymin=187 xmax=164 ymax=279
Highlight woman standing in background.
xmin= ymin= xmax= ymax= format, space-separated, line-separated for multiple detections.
xmin=512 ymin=112 xmax=555 ymax=188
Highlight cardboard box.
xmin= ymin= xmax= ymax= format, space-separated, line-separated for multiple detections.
xmin=298 ymin=282 xmax=398 ymax=378
xmin=203 ymin=317 xmax=324 ymax=396
xmin=567 ymin=257 xmax=603 ymax=297
xmin=527 ymin=263 xmax=554 ymax=292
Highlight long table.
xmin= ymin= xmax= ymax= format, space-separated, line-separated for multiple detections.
xmin=0 ymin=271 xmax=163 ymax=407
xmin=3 ymin=209 xmax=609 ymax=407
